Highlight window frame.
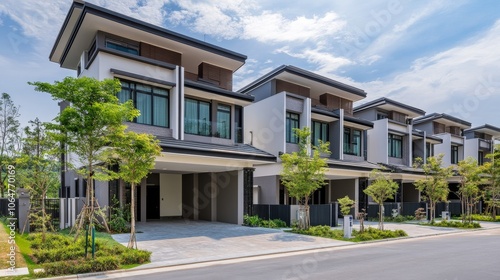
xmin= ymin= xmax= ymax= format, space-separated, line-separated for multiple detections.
xmin=311 ymin=120 xmax=329 ymax=146
xmin=388 ymin=133 xmax=403 ymax=158
xmin=118 ymin=79 xmax=170 ymax=128
xmin=451 ymin=145 xmax=459 ymax=164
xmin=216 ymin=103 xmax=231 ymax=139
xmin=286 ymin=112 xmax=300 ymax=144
xmin=343 ymin=127 xmax=361 ymax=156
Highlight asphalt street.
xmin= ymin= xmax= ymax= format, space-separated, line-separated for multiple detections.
xmin=110 ymin=228 xmax=500 ymax=280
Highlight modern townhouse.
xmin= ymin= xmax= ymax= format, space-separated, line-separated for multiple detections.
xmin=50 ymin=1 xmax=276 ymax=228
xmin=239 ymin=65 xmax=379 ymax=216
xmin=413 ymin=113 xmax=472 ymax=167
xmin=463 ymin=124 xmax=500 ymax=165
xmin=353 ymin=97 xmax=443 ymax=203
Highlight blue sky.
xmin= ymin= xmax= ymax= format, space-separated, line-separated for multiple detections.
xmin=1 ymin=0 xmax=500 ymax=129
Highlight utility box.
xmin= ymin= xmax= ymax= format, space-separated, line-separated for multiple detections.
xmin=343 ymin=215 xmax=353 ymax=238
xmin=441 ymin=211 xmax=450 ymax=221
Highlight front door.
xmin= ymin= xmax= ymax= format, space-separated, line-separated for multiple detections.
xmin=146 ymin=185 xmax=160 ymax=220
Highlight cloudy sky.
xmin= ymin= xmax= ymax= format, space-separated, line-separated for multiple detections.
xmin=1 ymin=0 xmax=500 ymax=129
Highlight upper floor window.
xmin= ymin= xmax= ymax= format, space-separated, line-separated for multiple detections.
xmin=312 ymin=121 xmax=329 ymax=146
xmin=451 ymin=145 xmax=459 ymax=164
xmin=106 ymin=38 xmax=139 ymax=55
xmin=377 ymin=111 xmax=388 ymax=120
xmin=344 ymin=127 xmax=361 ymax=156
xmin=185 ymin=98 xmax=211 ymax=136
xmin=216 ymin=104 xmax=231 ymax=139
xmin=118 ymin=80 xmax=169 ymax=127
xmin=286 ymin=112 xmax=300 ymax=144
xmin=388 ymin=134 xmax=403 ymax=158
xmin=234 ymin=106 xmax=243 ymax=143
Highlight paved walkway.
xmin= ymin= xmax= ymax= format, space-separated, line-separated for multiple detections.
xmin=112 ymin=220 xmax=351 ymax=268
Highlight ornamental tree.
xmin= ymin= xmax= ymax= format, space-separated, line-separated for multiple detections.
xmin=364 ymin=170 xmax=399 ymax=230
xmin=29 ymin=77 xmax=139 ymax=236
xmin=280 ymin=127 xmax=330 ymax=230
xmin=456 ymin=157 xmax=482 ymax=223
xmin=108 ymin=131 xmax=161 ymax=249
xmin=414 ymin=154 xmax=453 ymax=223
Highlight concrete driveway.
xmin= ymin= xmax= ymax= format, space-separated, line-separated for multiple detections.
xmin=112 ymin=220 xmax=351 ymax=268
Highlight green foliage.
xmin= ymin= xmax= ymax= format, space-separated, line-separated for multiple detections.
xmin=365 ymin=170 xmax=399 ymax=230
xmin=0 ymin=92 xmax=21 ymax=198
xmin=469 ymin=214 xmax=500 ymax=222
xmin=337 ymin=195 xmax=355 ymax=216
xmin=108 ymin=196 xmax=130 ymax=233
xmin=27 ymin=232 xmax=150 ymax=277
xmin=280 ymin=127 xmax=329 ymax=230
xmin=243 ymin=215 xmax=287 ymax=228
xmin=369 ymin=215 xmax=415 ymax=223
xmin=425 ymin=220 xmax=481 ymax=228
xmin=414 ymin=154 xmax=453 ymax=222
xmin=291 ymin=225 xmax=407 ymax=242
xmin=482 ymin=145 xmax=500 ymax=218
xmin=30 ymin=77 xmax=140 ymax=231
xmin=457 ymin=157 xmax=482 ymax=223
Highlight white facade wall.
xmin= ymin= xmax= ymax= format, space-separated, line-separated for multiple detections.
xmin=367 ymin=119 xmax=389 ymax=164
xmin=244 ymin=92 xmax=286 ymax=157
xmin=464 ymin=138 xmax=479 ymax=161
xmin=434 ymin=134 xmax=452 ymax=166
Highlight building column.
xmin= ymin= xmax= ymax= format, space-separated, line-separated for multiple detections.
xmin=243 ymin=168 xmax=255 ymax=216
xmin=358 ymin=177 xmax=368 ymax=214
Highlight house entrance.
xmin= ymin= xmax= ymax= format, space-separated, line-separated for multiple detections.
xmin=146 ymin=185 xmax=160 ymax=220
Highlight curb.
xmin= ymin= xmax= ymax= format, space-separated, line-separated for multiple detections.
xmin=41 ymin=224 xmax=500 ymax=280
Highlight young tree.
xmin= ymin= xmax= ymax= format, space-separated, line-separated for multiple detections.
xmin=414 ymin=154 xmax=453 ymax=223
xmin=483 ymin=144 xmax=500 ymax=219
xmin=29 ymin=77 xmax=139 ymax=237
xmin=280 ymin=127 xmax=330 ymax=230
xmin=457 ymin=157 xmax=482 ymax=223
xmin=108 ymin=131 xmax=161 ymax=249
xmin=16 ymin=118 xmax=59 ymax=240
xmin=364 ymin=170 xmax=399 ymax=230
xmin=0 ymin=93 xmax=20 ymax=197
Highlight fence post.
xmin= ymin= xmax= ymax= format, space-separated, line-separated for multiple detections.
xmin=17 ymin=188 xmax=30 ymax=233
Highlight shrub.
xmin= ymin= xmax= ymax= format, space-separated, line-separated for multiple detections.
xmin=469 ymin=214 xmax=500 ymax=222
xmin=243 ymin=215 xmax=287 ymax=228
xmin=120 ymin=249 xmax=152 ymax=265
xmin=291 ymin=225 xmax=407 ymax=242
xmin=427 ymin=220 xmax=481 ymax=228
xmin=108 ymin=196 xmax=131 ymax=233
xmin=39 ymin=256 xmax=120 ymax=277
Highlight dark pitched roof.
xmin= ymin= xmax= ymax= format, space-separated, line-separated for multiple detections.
xmin=326 ymin=159 xmax=383 ymax=171
xmin=412 ymin=129 xmax=444 ymax=143
xmin=464 ymin=124 xmax=500 ymax=134
xmin=238 ymin=65 xmax=366 ymax=98
xmin=353 ymin=97 xmax=425 ymax=116
xmin=311 ymin=106 xmax=340 ymax=118
xmin=51 ymin=1 xmax=246 ymax=64
xmin=413 ymin=113 xmax=471 ymax=127
xmin=343 ymin=115 xmax=374 ymax=128
xmin=156 ymin=137 xmax=276 ymax=162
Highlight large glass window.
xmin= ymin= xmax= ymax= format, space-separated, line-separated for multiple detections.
xmin=478 ymin=151 xmax=484 ymax=165
xmin=286 ymin=112 xmax=300 ymax=143
xmin=312 ymin=121 xmax=329 ymax=146
xmin=451 ymin=145 xmax=459 ymax=164
xmin=118 ymin=80 xmax=169 ymax=127
xmin=235 ymin=106 xmax=243 ymax=143
xmin=185 ymin=98 xmax=211 ymax=136
xmin=216 ymin=104 xmax=231 ymax=139
xmin=344 ymin=127 xmax=361 ymax=156
xmin=388 ymin=134 xmax=403 ymax=158
xmin=106 ymin=39 xmax=139 ymax=55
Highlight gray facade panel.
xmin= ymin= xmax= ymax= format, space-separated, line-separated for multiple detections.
xmin=254 ymin=175 xmax=279 ymax=204
xmin=126 ymin=122 xmax=173 ymax=138
xmin=216 ymin=171 xmax=239 ymax=224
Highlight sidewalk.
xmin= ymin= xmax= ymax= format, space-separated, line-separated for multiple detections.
xmin=44 ymin=220 xmax=500 ymax=280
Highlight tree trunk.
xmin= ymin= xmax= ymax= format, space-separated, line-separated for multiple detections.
xmin=128 ymin=183 xmax=137 ymax=249
xmin=379 ymin=204 xmax=384 ymax=230
xmin=42 ymin=189 xmax=46 ymax=242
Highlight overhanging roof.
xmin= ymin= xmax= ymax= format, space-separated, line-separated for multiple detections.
xmin=464 ymin=124 xmax=500 ymax=138
xmin=354 ymin=97 xmax=425 ymax=118
xmin=414 ymin=113 xmax=471 ymax=129
xmin=50 ymin=1 xmax=246 ymax=73
xmin=157 ymin=137 xmax=276 ymax=162
xmin=238 ymin=65 xmax=367 ymax=102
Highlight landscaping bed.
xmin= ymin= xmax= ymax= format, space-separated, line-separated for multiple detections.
xmin=291 ymin=225 xmax=408 ymax=242
xmin=421 ymin=220 xmax=481 ymax=228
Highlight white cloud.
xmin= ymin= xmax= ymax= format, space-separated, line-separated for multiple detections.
xmin=359 ymin=19 xmax=500 ymax=124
